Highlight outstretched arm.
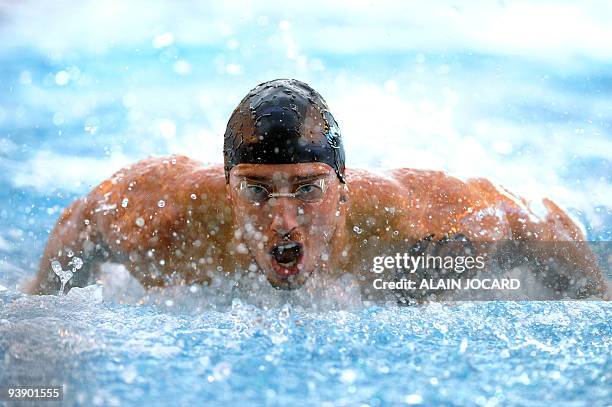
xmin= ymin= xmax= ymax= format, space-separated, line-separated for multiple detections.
xmin=504 ymin=196 xmax=609 ymax=299
xmin=28 ymin=157 xmax=232 ymax=294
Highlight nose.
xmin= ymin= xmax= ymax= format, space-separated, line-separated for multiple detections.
xmin=269 ymin=197 xmax=300 ymax=237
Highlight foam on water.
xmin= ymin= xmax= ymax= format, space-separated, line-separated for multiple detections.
xmin=96 ymin=263 xmax=364 ymax=312
xmin=3 ymin=262 xmax=611 ymax=404
xmin=1 ymin=286 xmax=610 ymax=405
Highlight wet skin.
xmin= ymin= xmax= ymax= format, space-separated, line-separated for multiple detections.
xmin=28 ymin=155 xmax=609 ymax=298
xmin=227 ymin=163 xmax=348 ymax=289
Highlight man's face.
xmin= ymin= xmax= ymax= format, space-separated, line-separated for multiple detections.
xmin=228 ymin=163 xmax=344 ymax=289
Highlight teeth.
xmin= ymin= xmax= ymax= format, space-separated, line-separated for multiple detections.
xmin=277 ymin=243 xmax=298 ymax=253
xmin=271 ymin=242 xmax=302 ymax=268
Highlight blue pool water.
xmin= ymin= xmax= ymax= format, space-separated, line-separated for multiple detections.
xmin=1 ymin=1 xmax=611 ymax=405
xmin=1 ymin=288 xmax=611 ymax=406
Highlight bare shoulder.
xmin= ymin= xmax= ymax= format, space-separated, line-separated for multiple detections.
xmin=94 ymin=155 xmax=225 ymax=194
xmin=346 ymin=167 xmax=522 ymax=240
xmin=346 ymin=169 xmax=426 ymax=243
xmin=31 ymin=156 xmax=233 ymax=292
xmin=89 ymin=155 xmax=227 ymax=217
xmin=84 ymin=155 xmax=231 ymax=255
xmin=387 ymin=167 xmax=501 ymax=205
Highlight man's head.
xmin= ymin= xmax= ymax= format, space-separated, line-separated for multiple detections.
xmin=224 ymin=79 xmax=347 ymax=289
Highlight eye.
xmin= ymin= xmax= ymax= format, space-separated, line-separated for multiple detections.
xmin=295 ymin=183 xmax=324 ymax=202
xmin=242 ymin=184 xmax=269 ymax=202
xmin=298 ymin=184 xmax=315 ymax=193
xmin=247 ymin=185 xmax=266 ymax=194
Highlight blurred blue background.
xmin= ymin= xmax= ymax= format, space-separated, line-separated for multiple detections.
xmin=1 ymin=0 xmax=611 ymax=283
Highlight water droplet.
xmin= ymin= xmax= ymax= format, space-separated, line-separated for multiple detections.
xmin=135 ymin=217 xmax=145 ymax=227
xmin=459 ymin=338 xmax=468 ymax=353
xmin=340 ymin=369 xmax=357 ymax=384
xmin=72 ymin=257 xmax=83 ymax=270
xmin=121 ymin=365 xmax=138 ymax=384
xmin=190 ymin=194 xmax=197 ymax=200
xmin=84 ymin=116 xmax=100 ymax=134
xmin=198 ymin=355 xmax=210 ymax=368
xmin=434 ymin=322 xmax=448 ymax=333
xmin=52 ymin=112 xmax=65 ymax=126
xmin=405 ymin=394 xmax=423 ymax=405
xmin=152 ymin=32 xmax=174 ymax=49
xmin=60 ymin=269 xmax=73 ymax=284
xmin=353 ymin=225 xmax=363 ymax=234
xmin=278 ymin=303 xmax=291 ymax=320
xmin=157 ymin=200 xmax=166 ymax=208
xmin=51 ymin=260 xmax=63 ymax=274
xmin=232 ymin=298 xmax=243 ymax=311
xmin=212 ymin=362 xmax=231 ymax=381
xmin=55 ymin=70 xmax=69 ymax=86
xmin=121 ymin=198 xmax=129 ymax=208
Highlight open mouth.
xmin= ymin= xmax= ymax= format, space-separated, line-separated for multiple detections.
xmin=269 ymin=242 xmax=304 ymax=277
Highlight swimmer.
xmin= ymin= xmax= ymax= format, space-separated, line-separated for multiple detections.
xmin=27 ymin=79 xmax=609 ymax=300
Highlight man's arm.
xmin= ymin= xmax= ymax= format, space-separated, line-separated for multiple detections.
xmin=385 ymin=169 xmax=608 ymax=299
xmin=501 ymin=193 xmax=609 ymax=299
xmin=28 ymin=157 xmax=233 ymax=294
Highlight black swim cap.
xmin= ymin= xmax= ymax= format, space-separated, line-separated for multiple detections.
xmin=223 ymin=79 xmax=346 ymax=183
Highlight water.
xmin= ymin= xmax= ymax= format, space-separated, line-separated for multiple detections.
xmin=1 ymin=287 xmax=610 ymax=406
xmin=1 ymin=1 xmax=611 ymax=405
